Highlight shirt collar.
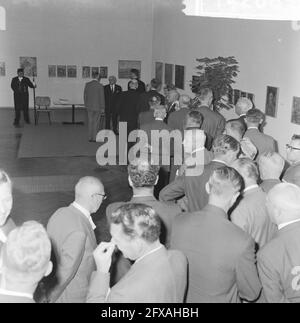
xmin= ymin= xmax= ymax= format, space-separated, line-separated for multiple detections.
xmin=240 ymin=114 xmax=246 ymax=117
xmin=243 ymin=184 xmax=259 ymax=193
xmin=212 ymin=159 xmax=227 ymax=166
xmin=135 ymin=244 xmax=164 ymax=264
xmin=191 ymin=147 xmax=205 ymax=154
xmin=278 ymin=218 xmax=300 ymax=230
xmin=72 ymin=202 xmax=96 ymax=230
xmin=0 ymin=228 xmax=7 ymax=243
xmin=0 ymin=288 xmax=33 ymax=300
xmin=155 ymin=118 xmax=164 ymax=121
xmin=247 ymin=126 xmax=258 ymax=130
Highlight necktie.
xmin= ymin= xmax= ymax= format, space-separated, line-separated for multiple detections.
xmin=111 ymin=85 xmax=114 ymax=93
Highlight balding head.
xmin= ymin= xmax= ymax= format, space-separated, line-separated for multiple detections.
xmin=267 ymin=183 xmax=300 ymax=226
xmin=179 ymin=95 xmax=191 ymax=108
xmin=258 ymin=152 xmax=285 ymax=180
xmin=75 ymin=176 xmax=105 ymax=213
xmin=235 ymin=97 xmax=253 ymax=116
xmin=231 ymin=157 xmax=259 ymax=187
xmin=153 ymin=106 xmax=167 ymax=120
xmin=108 ymin=76 xmax=117 ymax=85
xmin=197 ymin=88 xmax=213 ymax=107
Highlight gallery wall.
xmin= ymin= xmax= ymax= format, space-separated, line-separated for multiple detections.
xmin=151 ymin=2 xmax=300 ymax=153
xmin=0 ymin=0 xmax=154 ymax=107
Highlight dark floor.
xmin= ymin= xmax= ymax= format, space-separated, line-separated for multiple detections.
xmin=0 ymin=108 xmax=132 ymax=242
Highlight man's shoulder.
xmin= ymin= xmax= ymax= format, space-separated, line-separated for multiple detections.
xmin=47 ymin=205 xmax=78 ymax=227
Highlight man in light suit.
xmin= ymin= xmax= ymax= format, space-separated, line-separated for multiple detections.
xmin=87 ymin=203 xmax=187 ymax=303
xmin=171 ymin=166 xmax=262 ymax=303
xmin=244 ymin=109 xmax=277 ymax=159
xmin=160 ymin=134 xmax=240 ymax=212
xmin=104 ymin=75 xmax=122 ymax=134
xmin=168 ymin=94 xmax=191 ymax=133
xmin=258 ymin=152 xmax=284 ymax=193
xmin=47 ymin=176 xmax=105 ymax=303
xmin=84 ymin=72 xmax=105 ymax=142
xmin=258 ymin=183 xmax=300 ymax=302
xmin=234 ymin=97 xmax=253 ymax=129
xmin=283 ymin=134 xmax=300 ymax=187
xmin=0 ymin=221 xmax=52 ymax=303
xmin=0 ymin=170 xmax=15 ymax=249
xmin=231 ymin=158 xmax=277 ymax=250
xmin=192 ymin=87 xmax=226 ymax=140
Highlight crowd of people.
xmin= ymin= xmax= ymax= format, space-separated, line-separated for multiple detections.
xmin=2 ymin=71 xmax=300 ymax=303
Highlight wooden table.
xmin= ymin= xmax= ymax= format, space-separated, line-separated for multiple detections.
xmin=54 ymin=100 xmax=85 ymax=125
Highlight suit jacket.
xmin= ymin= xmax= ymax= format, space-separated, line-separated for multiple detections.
xmin=104 ymin=84 xmax=122 ymax=114
xmin=171 ymin=204 xmax=262 ymax=303
xmin=167 ymin=108 xmax=189 ymax=134
xmin=46 ymin=205 xmax=97 ymax=303
xmin=194 ymin=105 xmax=226 ymax=139
xmin=137 ymin=90 xmax=165 ymax=113
xmin=11 ymin=76 xmax=35 ymax=109
xmin=244 ymin=128 xmax=276 ymax=159
xmin=138 ymin=110 xmax=155 ymax=127
xmin=0 ymin=294 xmax=35 ymax=303
xmin=87 ymin=245 xmax=187 ymax=303
xmin=116 ymin=90 xmax=140 ymax=125
xmin=231 ymin=186 xmax=277 ymax=249
xmin=260 ymin=179 xmax=281 ymax=193
xmin=127 ymin=79 xmax=146 ymax=93
xmin=84 ymin=80 xmax=105 ymax=112
xmin=159 ymin=160 xmax=226 ymax=212
xmin=283 ymin=162 xmax=300 ymax=187
xmin=257 ymin=221 xmax=300 ymax=303
xmin=106 ymin=195 xmax=181 ymax=246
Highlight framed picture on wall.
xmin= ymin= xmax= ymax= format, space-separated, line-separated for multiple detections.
xmin=92 ymin=67 xmax=99 ymax=78
xmin=155 ymin=62 xmax=163 ymax=84
xmin=175 ymin=65 xmax=185 ymax=90
xmin=191 ymin=75 xmax=200 ymax=93
xmin=20 ymin=56 xmax=37 ymax=77
xmin=100 ymin=66 xmax=108 ymax=78
xmin=291 ymin=97 xmax=300 ymax=125
xmin=67 ymin=65 xmax=77 ymax=78
xmin=82 ymin=66 xmax=91 ymax=78
xmin=265 ymin=86 xmax=279 ymax=118
xmin=241 ymin=91 xmax=247 ymax=98
xmin=164 ymin=63 xmax=173 ymax=85
xmin=0 ymin=62 xmax=5 ymax=76
xmin=118 ymin=60 xmax=141 ymax=79
xmin=57 ymin=65 xmax=66 ymax=78
xmin=48 ymin=65 xmax=56 ymax=78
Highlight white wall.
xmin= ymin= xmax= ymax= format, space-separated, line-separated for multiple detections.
xmin=0 ymin=0 xmax=154 ymax=107
xmin=152 ymin=2 xmax=300 ymax=154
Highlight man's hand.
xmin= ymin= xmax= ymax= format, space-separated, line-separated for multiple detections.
xmin=93 ymin=241 xmax=116 ymax=274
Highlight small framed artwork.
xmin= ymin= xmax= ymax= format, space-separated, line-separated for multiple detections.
xmin=0 ymin=61 xmax=5 ymax=76
xmin=67 ymin=65 xmax=77 ymax=78
xmin=155 ymin=62 xmax=163 ymax=84
xmin=175 ymin=65 xmax=185 ymax=90
xmin=191 ymin=75 xmax=200 ymax=93
xmin=118 ymin=60 xmax=141 ymax=79
xmin=265 ymin=86 xmax=279 ymax=118
xmin=241 ymin=91 xmax=247 ymax=98
xmin=291 ymin=97 xmax=300 ymax=125
xmin=82 ymin=66 xmax=91 ymax=79
xmin=233 ymin=89 xmax=241 ymax=105
xmin=20 ymin=56 xmax=37 ymax=77
xmin=164 ymin=63 xmax=173 ymax=85
xmin=57 ymin=65 xmax=66 ymax=78
xmin=92 ymin=67 xmax=99 ymax=78
xmin=100 ymin=66 xmax=108 ymax=78
xmin=48 ymin=65 xmax=56 ymax=78
xmin=228 ymin=88 xmax=233 ymax=104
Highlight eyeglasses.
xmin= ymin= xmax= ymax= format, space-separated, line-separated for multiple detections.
xmin=286 ymin=144 xmax=300 ymax=151
xmin=93 ymin=193 xmax=107 ymax=200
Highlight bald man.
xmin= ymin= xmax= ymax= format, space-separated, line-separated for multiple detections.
xmin=234 ymin=97 xmax=253 ymax=128
xmin=167 ymin=94 xmax=191 ymax=133
xmin=257 ymin=183 xmax=300 ymax=302
xmin=47 ymin=177 xmax=105 ymax=303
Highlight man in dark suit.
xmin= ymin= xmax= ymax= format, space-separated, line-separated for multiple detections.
xmin=47 ymin=177 xmax=105 ymax=303
xmin=11 ymin=68 xmax=36 ymax=126
xmin=84 ymin=72 xmax=105 ymax=141
xmin=234 ymin=97 xmax=253 ymax=128
xmin=258 ymin=183 xmax=300 ymax=302
xmin=138 ymin=95 xmax=161 ymax=127
xmin=283 ymin=134 xmax=300 ymax=187
xmin=192 ymin=87 xmax=226 ymax=140
xmin=0 ymin=221 xmax=53 ymax=303
xmin=137 ymin=78 xmax=165 ymax=113
xmin=127 ymin=68 xmax=146 ymax=93
xmin=244 ymin=109 xmax=276 ymax=159
xmin=258 ymin=152 xmax=284 ymax=193
xmin=171 ymin=166 xmax=262 ymax=303
xmin=160 ymin=134 xmax=240 ymax=212
xmin=87 ymin=204 xmax=187 ymax=303
xmin=168 ymin=94 xmax=191 ymax=133
xmin=0 ymin=170 xmax=15 ymax=248
xmin=104 ymin=75 xmax=122 ymax=134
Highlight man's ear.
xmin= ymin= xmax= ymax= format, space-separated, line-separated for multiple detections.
xmin=205 ymin=182 xmax=211 ymax=194
xmin=44 ymin=261 xmax=53 ymax=277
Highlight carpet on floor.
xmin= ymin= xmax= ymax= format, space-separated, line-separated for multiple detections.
xmin=18 ymin=124 xmax=100 ymax=158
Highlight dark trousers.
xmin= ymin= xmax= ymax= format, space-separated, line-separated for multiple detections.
xmin=14 ymin=106 xmax=30 ymax=124
xmin=154 ymin=167 xmax=170 ymax=199
xmin=14 ymin=94 xmax=30 ymax=124
xmin=105 ymin=110 xmax=118 ymax=132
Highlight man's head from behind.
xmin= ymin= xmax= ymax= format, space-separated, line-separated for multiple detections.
xmin=212 ymin=134 xmax=240 ymax=165
xmin=108 ymin=75 xmax=117 ymax=85
xmin=93 ymin=72 xmax=100 ymax=81
xmin=130 ymin=69 xmax=140 ymax=80
xmin=246 ymin=108 xmax=265 ymax=128
xmin=153 ymin=106 xmax=167 ymax=120
xmin=258 ymin=152 xmax=285 ymax=180
xmin=206 ymin=166 xmax=243 ymax=211
xmin=1 ymin=221 xmax=52 ymax=289
xmin=235 ymin=97 xmax=253 ymax=117
xmin=0 ymin=170 xmax=12 ymax=227
xmin=179 ymin=95 xmax=191 ymax=109
xmin=109 ymin=203 xmax=161 ymax=261
xmin=231 ymin=157 xmax=259 ymax=188
xmin=184 ymin=110 xmax=203 ymax=129
xmin=128 ymin=158 xmax=160 ymax=189
xmin=224 ymin=120 xmax=246 ymax=142
xmin=197 ymin=87 xmax=213 ymax=107
xmin=286 ymin=134 xmax=300 ymax=165
xmin=266 ymin=183 xmax=300 ymax=226
xmin=75 ymin=176 xmax=105 ymax=214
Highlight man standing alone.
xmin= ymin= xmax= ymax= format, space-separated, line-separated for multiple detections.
xmin=11 ymin=68 xmax=36 ymax=127
xmin=84 ymin=72 xmax=105 ymax=142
